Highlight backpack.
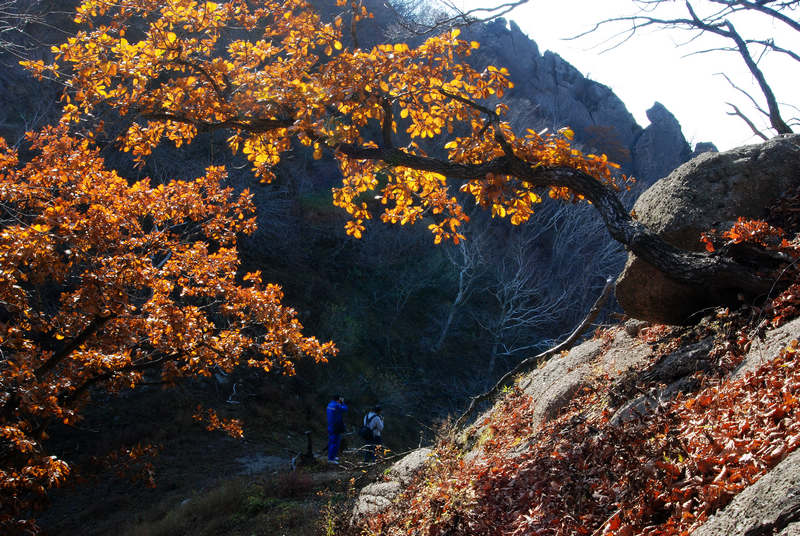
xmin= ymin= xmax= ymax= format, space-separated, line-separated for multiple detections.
xmin=358 ymin=413 xmax=378 ymax=441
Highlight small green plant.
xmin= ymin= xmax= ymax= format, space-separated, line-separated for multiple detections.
xmin=321 ymin=499 xmax=337 ymax=536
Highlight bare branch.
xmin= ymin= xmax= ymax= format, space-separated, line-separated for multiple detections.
xmin=722 ymin=19 xmax=793 ymax=133
xmin=745 ymin=38 xmax=800 ymax=63
xmin=385 ymin=0 xmax=530 ymax=36
xmin=572 ymin=0 xmax=796 ymax=136
xmin=716 ymin=71 xmax=771 ymax=118
xmin=708 ymin=0 xmax=800 ymax=33
xmin=726 ymin=102 xmax=770 ymax=140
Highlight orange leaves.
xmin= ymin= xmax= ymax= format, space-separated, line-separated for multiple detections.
xmin=345 ymin=220 xmax=365 ymax=239
xmin=0 ymin=126 xmax=335 ymax=529
xmin=724 ymin=218 xmax=790 ymax=248
xmin=699 ymin=218 xmax=800 ymax=327
xmin=771 ymin=283 xmax=800 ymax=327
xmin=35 ymin=0 xmax=629 ymax=252
xmin=701 ymin=217 xmax=794 ymax=254
xmin=193 ymin=405 xmax=244 ymax=438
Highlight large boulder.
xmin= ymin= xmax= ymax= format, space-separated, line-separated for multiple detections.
xmin=351 ymin=447 xmax=433 ymax=522
xmin=460 ymin=322 xmax=654 ymax=464
xmin=616 ymin=135 xmax=800 ymax=324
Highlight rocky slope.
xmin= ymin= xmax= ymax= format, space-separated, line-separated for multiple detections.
xmin=353 ymin=136 xmax=800 ymax=535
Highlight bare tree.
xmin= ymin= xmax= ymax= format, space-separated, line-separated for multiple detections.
xmin=575 ymin=0 xmax=799 ymax=138
xmin=473 ymin=200 xmax=623 ymax=379
xmin=431 ymin=209 xmax=495 ymax=352
xmin=432 ymin=193 xmax=624 ymax=382
xmin=0 ymin=0 xmax=76 ymax=58
xmin=385 ymin=0 xmax=530 ymax=37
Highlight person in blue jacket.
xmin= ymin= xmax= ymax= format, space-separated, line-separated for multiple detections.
xmin=326 ymin=394 xmax=348 ymax=464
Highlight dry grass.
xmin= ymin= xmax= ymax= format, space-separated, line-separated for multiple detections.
xmin=119 ymin=469 xmax=346 ymax=536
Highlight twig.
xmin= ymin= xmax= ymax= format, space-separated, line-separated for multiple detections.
xmin=726 ymin=102 xmax=769 ymax=141
xmin=453 ymin=277 xmax=615 ymax=431
xmin=590 ymin=508 xmax=622 ymax=536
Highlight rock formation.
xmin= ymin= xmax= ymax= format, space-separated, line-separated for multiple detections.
xmin=631 ymin=102 xmax=693 ymax=183
xmin=616 ymin=134 xmax=800 ymax=324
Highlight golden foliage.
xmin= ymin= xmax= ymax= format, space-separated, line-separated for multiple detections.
xmin=0 ymin=126 xmax=334 ymax=531
xmin=38 ymin=0 xmax=624 ymax=244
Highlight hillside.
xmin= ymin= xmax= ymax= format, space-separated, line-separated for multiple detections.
xmin=353 ymin=138 xmax=800 ymax=535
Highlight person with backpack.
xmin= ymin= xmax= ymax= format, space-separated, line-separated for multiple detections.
xmin=326 ymin=395 xmax=348 ymax=464
xmin=360 ymin=405 xmax=384 ymax=462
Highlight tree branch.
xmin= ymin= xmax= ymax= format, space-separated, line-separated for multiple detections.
xmin=381 ymin=98 xmax=394 ymax=149
xmin=34 ymin=314 xmax=116 ymax=381
xmin=726 ymin=102 xmax=769 ymax=140
xmin=722 ymin=19 xmax=793 ymax=134
xmin=716 ymin=71 xmax=770 ymax=118
xmin=140 ymin=111 xmax=294 ymax=133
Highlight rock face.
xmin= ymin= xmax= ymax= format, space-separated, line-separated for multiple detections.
xmin=519 ymin=326 xmax=654 ymax=426
xmin=693 ymin=448 xmax=800 ymax=536
xmin=616 ymin=134 xmax=800 ymax=324
xmin=352 ymin=447 xmax=432 ymax=523
xmin=735 ymin=317 xmax=800 ymax=379
xmin=632 ymin=103 xmax=693 ymax=182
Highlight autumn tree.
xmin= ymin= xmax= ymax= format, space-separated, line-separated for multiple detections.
xmin=5 ymin=0 xmax=796 ymax=527
xmin=26 ymin=0 xmax=789 ymax=295
xmin=0 ymin=125 xmax=334 ymax=533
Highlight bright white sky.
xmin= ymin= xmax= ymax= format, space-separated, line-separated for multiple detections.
xmin=452 ymin=0 xmax=799 ymax=151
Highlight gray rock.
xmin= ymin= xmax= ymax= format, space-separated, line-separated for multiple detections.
xmin=517 ymin=328 xmax=654 ymax=427
xmin=517 ymin=337 xmax=606 ymax=427
xmin=611 ymin=338 xmax=713 ymax=425
xmin=351 ymin=481 xmax=402 ymax=520
xmin=235 ymin=454 xmax=288 ymax=475
xmin=352 ymin=447 xmax=432 ymax=522
xmin=693 ymin=142 xmax=719 ymax=157
xmin=616 ymin=134 xmax=800 ymax=324
xmin=460 ymin=331 xmax=652 ymax=464
xmin=693 ymin=448 xmax=800 ymax=536
xmin=640 ymin=337 xmax=714 ymax=384
xmin=384 ymin=447 xmax=433 ymax=485
xmin=780 ymin=523 xmax=800 ymax=535
xmin=631 ymin=102 xmax=692 ymax=184
xmin=734 ymin=317 xmax=800 ymax=379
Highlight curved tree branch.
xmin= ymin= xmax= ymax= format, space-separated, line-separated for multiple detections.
xmin=327 ymin=140 xmax=778 ymax=295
